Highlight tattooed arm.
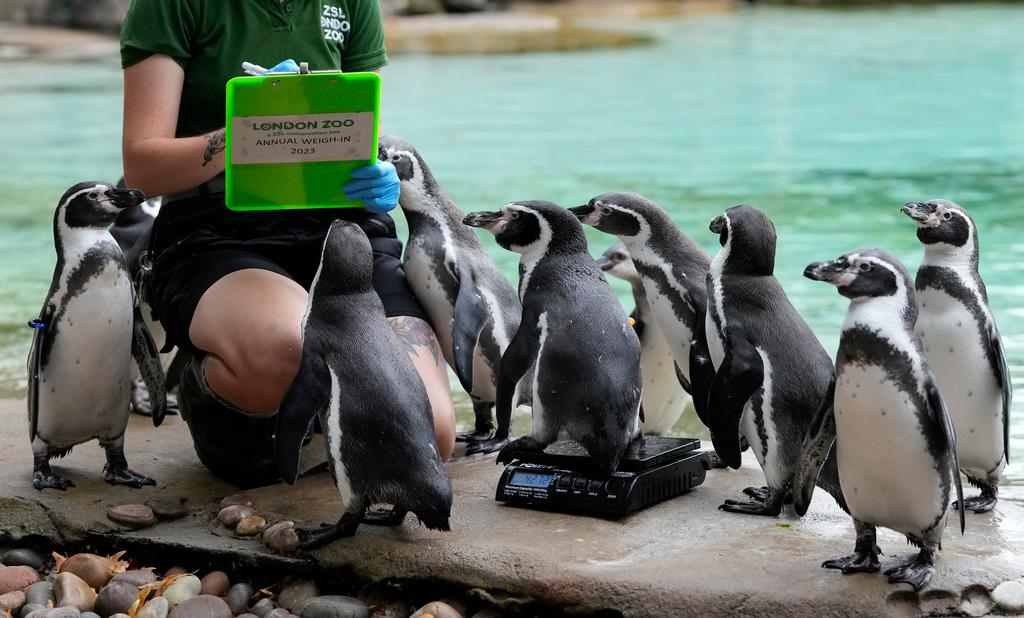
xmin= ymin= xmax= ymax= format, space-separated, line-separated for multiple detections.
xmin=122 ymin=54 xmax=227 ymax=197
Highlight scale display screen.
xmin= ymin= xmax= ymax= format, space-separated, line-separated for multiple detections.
xmin=509 ymin=471 xmax=553 ymax=488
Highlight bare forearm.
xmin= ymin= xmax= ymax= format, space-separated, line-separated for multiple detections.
xmin=123 ymin=129 xmax=226 ymax=198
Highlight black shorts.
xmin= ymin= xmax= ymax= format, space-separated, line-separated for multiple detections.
xmin=149 ymin=191 xmax=428 ymax=354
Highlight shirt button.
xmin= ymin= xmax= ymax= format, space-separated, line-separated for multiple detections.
xmin=284 ymin=3 xmax=293 ymax=12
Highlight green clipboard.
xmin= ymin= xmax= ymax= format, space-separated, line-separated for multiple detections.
xmin=225 ymin=70 xmax=380 ymax=211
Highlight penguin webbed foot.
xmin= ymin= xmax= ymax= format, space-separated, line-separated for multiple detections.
xmin=296 ymin=515 xmax=360 ymax=550
xmin=103 ymin=465 xmax=156 ymax=488
xmin=495 ymin=436 xmax=547 ymax=465
xmin=956 ymin=485 xmax=998 ymax=514
xmin=456 ymin=428 xmax=494 ymax=443
xmin=362 ymin=507 xmax=408 ymax=527
xmin=742 ymin=486 xmax=770 ymax=502
xmin=465 ymin=436 xmax=511 ymax=457
xmin=32 ymin=469 xmax=75 ymax=491
xmin=884 ymin=549 xmax=935 ymax=591
xmin=708 ymin=452 xmax=732 ymax=469
xmin=719 ymin=487 xmax=784 ymax=516
xmin=822 ymin=549 xmax=882 ymax=574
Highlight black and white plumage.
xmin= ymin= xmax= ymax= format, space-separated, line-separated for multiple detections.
xmin=800 ymin=248 xmax=965 ymax=592
xmin=377 ymin=135 xmax=523 ymax=452
xmin=571 ymin=193 xmax=715 ymax=426
xmin=903 ymin=200 xmax=1011 ymax=513
xmin=28 ymin=182 xmax=167 ymax=491
xmin=597 ymin=243 xmax=690 ymax=435
xmin=275 ymin=220 xmax=452 ymax=547
xmin=464 ymin=202 xmax=642 ymax=473
xmin=703 ymin=205 xmax=845 ymax=516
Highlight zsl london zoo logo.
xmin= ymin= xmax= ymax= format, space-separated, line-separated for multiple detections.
xmin=322 ymin=4 xmax=351 ymax=44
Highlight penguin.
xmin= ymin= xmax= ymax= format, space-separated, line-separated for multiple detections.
xmin=27 ymin=182 xmax=167 ymax=490
xmin=275 ymin=220 xmax=452 ymax=548
xmin=570 ymin=193 xmax=716 ymax=426
xmin=902 ymin=200 xmax=1011 ymax=513
xmin=377 ymin=135 xmax=524 ymax=451
xmin=596 ymin=243 xmax=690 ymax=435
xmin=702 ymin=205 xmax=845 ymax=515
xmin=463 ymin=201 xmax=642 ymax=473
xmin=800 ymin=248 xmax=964 ymax=591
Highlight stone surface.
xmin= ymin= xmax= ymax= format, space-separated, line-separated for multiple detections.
xmin=81 ymin=613 xmax=100 ymax=618
xmin=106 ymin=505 xmax=156 ymax=529
xmin=0 ymin=566 xmax=40 ymax=595
xmin=278 ymin=581 xmax=318 ymax=613
xmin=25 ymin=608 xmax=81 ymax=618
xmin=300 ymin=597 xmax=368 ymax=618
xmin=0 ymin=590 xmax=27 ymax=612
xmin=162 ymin=576 xmax=201 ymax=607
xmin=235 ymin=516 xmax=266 ymax=537
xmin=199 ymin=572 xmax=230 ymax=598
xmin=110 ymin=570 xmax=156 ymax=588
xmin=21 ymin=603 xmax=45 ymax=618
xmin=225 ymin=583 xmax=254 ymax=616
xmin=960 ymin=584 xmax=995 ymax=617
xmin=24 ymin=582 xmax=53 ymax=607
xmin=218 ymin=494 xmax=255 ymax=510
xmin=410 ymin=601 xmax=462 ymax=618
xmin=249 ymin=599 xmax=275 ymax=618
xmin=93 ymin=581 xmax=137 ymax=617
xmin=167 ymin=596 xmax=232 ymax=618
xmin=57 ymin=554 xmax=125 ymax=590
xmin=217 ymin=506 xmax=255 ymax=529
xmin=262 ymin=522 xmax=300 ymax=555
xmin=53 ymin=573 xmax=95 ymax=612
xmin=2 ymin=550 xmax=46 ymax=571
xmin=146 ymin=500 xmax=190 ymax=521
xmin=136 ymin=596 xmax=169 ymax=618
xmin=918 ymin=589 xmax=959 ymax=615
xmin=263 ymin=609 xmax=289 ymax=618
xmin=162 ymin=568 xmax=187 ymax=578
xmin=993 ymin=580 xmax=1024 ymax=613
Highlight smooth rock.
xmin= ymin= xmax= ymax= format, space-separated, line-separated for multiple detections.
xmin=960 ymin=583 xmax=996 ymax=617
xmin=225 ymin=583 xmax=254 ymax=616
xmin=163 ymin=568 xmax=187 ymax=578
xmin=993 ymin=580 xmax=1024 ymax=613
xmin=167 ymin=596 xmax=232 ymax=618
xmin=410 ymin=601 xmax=462 ymax=618
xmin=109 ymin=614 xmax=130 ymax=618
xmin=0 ymin=566 xmax=40 ymax=595
xmin=237 ymin=615 xmax=259 ymax=618
xmin=300 ymin=596 xmax=369 ymax=618
xmin=145 ymin=500 xmax=190 ymax=521
xmin=94 ymin=581 xmax=137 ymax=617
xmin=53 ymin=573 xmax=96 ymax=612
xmin=162 ymin=575 xmax=201 ymax=607
xmin=234 ymin=516 xmax=266 ymax=537
xmin=81 ymin=613 xmax=100 ymax=618
xmin=58 ymin=554 xmax=128 ymax=591
xmin=250 ymin=599 xmax=275 ymax=618
xmin=217 ymin=506 xmax=255 ymax=529
xmin=137 ymin=596 xmax=169 ymax=618
xmin=2 ymin=550 xmax=46 ymax=571
xmin=278 ymin=581 xmax=318 ymax=613
xmin=110 ymin=570 xmax=157 ymax=588
xmin=200 ymin=572 xmax=230 ymax=598
xmin=264 ymin=609 xmax=290 ymax=618
xmin=0 ymin=590 xmax=27 ymax=612
xmin=262 ymin=522 xmax=300 ymax=555
xmin=106 ymin=505 xmax=157 ymax=529
xmin=21 ymin=603 xmax=45 ymax=618
xmin=25 ymin=581 xmax=54 ymax=607
xmin=25 ymin=608 xmax=81 ymax=618
xmin=218 ymin=494 xmax=255 ymax=510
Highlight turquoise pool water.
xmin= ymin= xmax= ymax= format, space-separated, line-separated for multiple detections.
xmin=0 ymin=4 xmax=1020 ymax=500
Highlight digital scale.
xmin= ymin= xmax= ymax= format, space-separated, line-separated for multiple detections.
xmin=496 ymin=436 xmax=710 ymax=517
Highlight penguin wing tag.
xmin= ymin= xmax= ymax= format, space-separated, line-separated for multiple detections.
xmin=687 ymin=313 xmax=715 ymax=428
xmin=131 ymin=306 xmax=168 ymax=427
xmin=26 ymin=316 xmax=47 ymax=442
xmin=793 ymin=376 xmax=838 ymax=517
xmin=707 ymin=328 xmax=764 ymax=470
xmin=451 ymin=263 xmax=490 ymax=393
xmin=925 ymin=374 xmax=965 ymax=534
xmin=276 ymin=354 xmax=330 ymax=484
xmin=989 ymin=322 xmax=1011 ymax=464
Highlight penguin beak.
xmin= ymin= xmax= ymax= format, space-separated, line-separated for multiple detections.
xmin=569 ymin=203 xmax=600 ymax=226
xmin=901 ymin=202 xmax=935 ymax=225
xmin=804 ymin=258 xmax=853 ymax=285
xmin=106 ymin=187 xmax=146 ymax=209
xmin=595 ymin=255 xmax=614 ymax=271
xmin=709 ymin=215 xmax=726 ymax=234
xmin=464 ymin=210 xmax=506 ymax=233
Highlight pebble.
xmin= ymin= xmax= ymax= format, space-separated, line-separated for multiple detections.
xmin=110 ymin=614 xmax=130 ymax=618
xmin=58 ymin=554 xmax=126 ymax=590
xmin=300 ymin=597 xmax=368 ymax=618
xmin=161 ymin=575 xmax=201 ymax=607
xmin=25 ymin=582 xmax=54 ymax=607
xmin=262 ymin=522 xmax=300 ymax=555
xmin=993 ymin=580 xmax=1024 ymax=613
xmin=93 ymin=581 xmax=138 ymax=617
xmin=53 ymin=573 xmax=95 ymax=612
xmin=218 ymin=494 xmax=255 ymax=510
xmin=0 ymin=590 xmax=27 ymax=612
xmin=237 ymin=615 xmax=259 ymax=618
xmin=235 ymin=516 xmax=267 ymax=537
xmin=199 ymin=572 xmax=230 ymax=598
xmin=960 ymin=583 xmax=996 ymax=617
xmin=20 ymin=604 xmax=45 ymax=618
xmin=163 ymin=568 xmax=187 ymax=578
xmin=167 ymin=596 xmax=232 ymax=618
xmin=2 ymin=550 xmax=46 ymax=571
xmin=278 ymin=581 xmax=318 ymax=613
xmin=145 ymin=500 xmax=190 ymax=521
xmin=410 ymin=602 xmax=462 ymax=618
xmin=250 ymin=599 xmax=275 ymax=618
xmin=225 ymin=583 xmax=254 ymax=616
xmin=25 ymin=608 xmax=81 ymax=618
xmin=81 ymin=613 xmax=100 ymax=618
xmin=137 ymin=596 xmax=169 ymax=618
xmin=0 ymin=566 xmax=40 ymax=595
xmin=106 ymin=504 xmax=157 ymax=529
xmin=264 ymin=609 xmax=290 ymax=618
xmin=110 ymin=570 xmax=157 ymax=588
xmin=217 ymin=506 xmax=255 ymax=529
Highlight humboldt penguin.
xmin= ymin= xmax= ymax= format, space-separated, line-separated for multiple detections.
xmin=464 ymin=202 xmax=642 ymax=473
xmin=800 ymin=248 xmax=965 ymax=591
xmin=596 ymin=243 xmax=690 ymax=435
xmin=28 ymin=182 xmax=167 ymax=490
xmin=903 ymin=200 xmax=1010 ymax=513
xmin=276 ymin=220 xmax=452 ymax=547
xmin=377 ymin=135 xmax=524 ymax=451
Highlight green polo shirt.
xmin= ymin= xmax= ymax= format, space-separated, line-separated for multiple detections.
xmin=120 ymin=0 xmax=388 ymax=138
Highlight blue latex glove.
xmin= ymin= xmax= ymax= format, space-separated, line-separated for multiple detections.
xmin=241 ymin=59 xmax=300 ymax=75
xmin=343 ymin=162 xmax=400 ymax=214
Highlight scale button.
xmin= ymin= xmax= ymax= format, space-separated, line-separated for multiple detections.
xmin=572 ymin=478 xmax=586 ymax=490
xmin=589 ymin=480 xmax=604 ymax=492
xmin=557 ymin=475 xmax=571 ymax=489
xmin=606 ymin=479 xmax=625 ymax=494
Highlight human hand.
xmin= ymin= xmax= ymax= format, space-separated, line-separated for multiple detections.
xmin=241 ymin=59 xmax=300 ymax=76
xmin=343 ymin=162 xmax=400 ymax=214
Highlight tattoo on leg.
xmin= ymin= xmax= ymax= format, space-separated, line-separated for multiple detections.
xmin=389 ymin=317 xmax=443 ymax=365
xmin=202 ymin=129 xmax=226 ymax=167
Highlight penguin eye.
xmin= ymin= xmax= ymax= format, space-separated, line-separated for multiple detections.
xmin=87 ymin=193 xmax=97 ymax=199
xmin=602 ymin=208 xmax=612 ymax=215
xmin=509 ymin=211 xmax=519 ymax=220
xmin=858 ymin=262 xmax=872 ymax=272
xmin=941 ymin=211 xmax=952 ymax=221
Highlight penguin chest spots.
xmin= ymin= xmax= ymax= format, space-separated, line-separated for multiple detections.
xmin=638 ymin=321 xmax=689 ymax=434
xmin=404 ymin=246 xmax=455 ymax=355
xmin=644 ymin=286 xmax=694 ymax=377
xmin=834 ymin=364 xmax=945 ymax=536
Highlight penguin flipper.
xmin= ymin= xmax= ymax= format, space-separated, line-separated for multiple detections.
xmin=26 ymin=313 xmax=48 ymax=442
xmin=493 ymin=309 xmax=540 ymax=440
xmin=988 ymin=321 xmax=1011 ymax=464
xmin=794 ymin=376 xmax=837 ymax=517
xmin=688 ymin=313 xmax=715 ymax=428
xmin=707 ymin=326 xmax=763 ymax=470
xmin=276 ymin=354 xmax=330 ymax=484
xmin=925 ymin=375 xmax=965 ymax=534
xmin=452 ymin=263 xmax=489 ymax=394
xmin=131 ymin=305 xmax=167 ymax=427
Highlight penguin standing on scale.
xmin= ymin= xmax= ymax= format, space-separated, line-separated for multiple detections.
xmin=27 ymin=182 xmax=167 ymax=490
xmin=377 ymin=135 xmax=525 ymax=453
xmin=903 ymin=200 xmax=1011 ymax=513
xmin=464 ymin=201 xmax=642 ymax=472
xmin=800 ymin=249 xmax=964 ymax=591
